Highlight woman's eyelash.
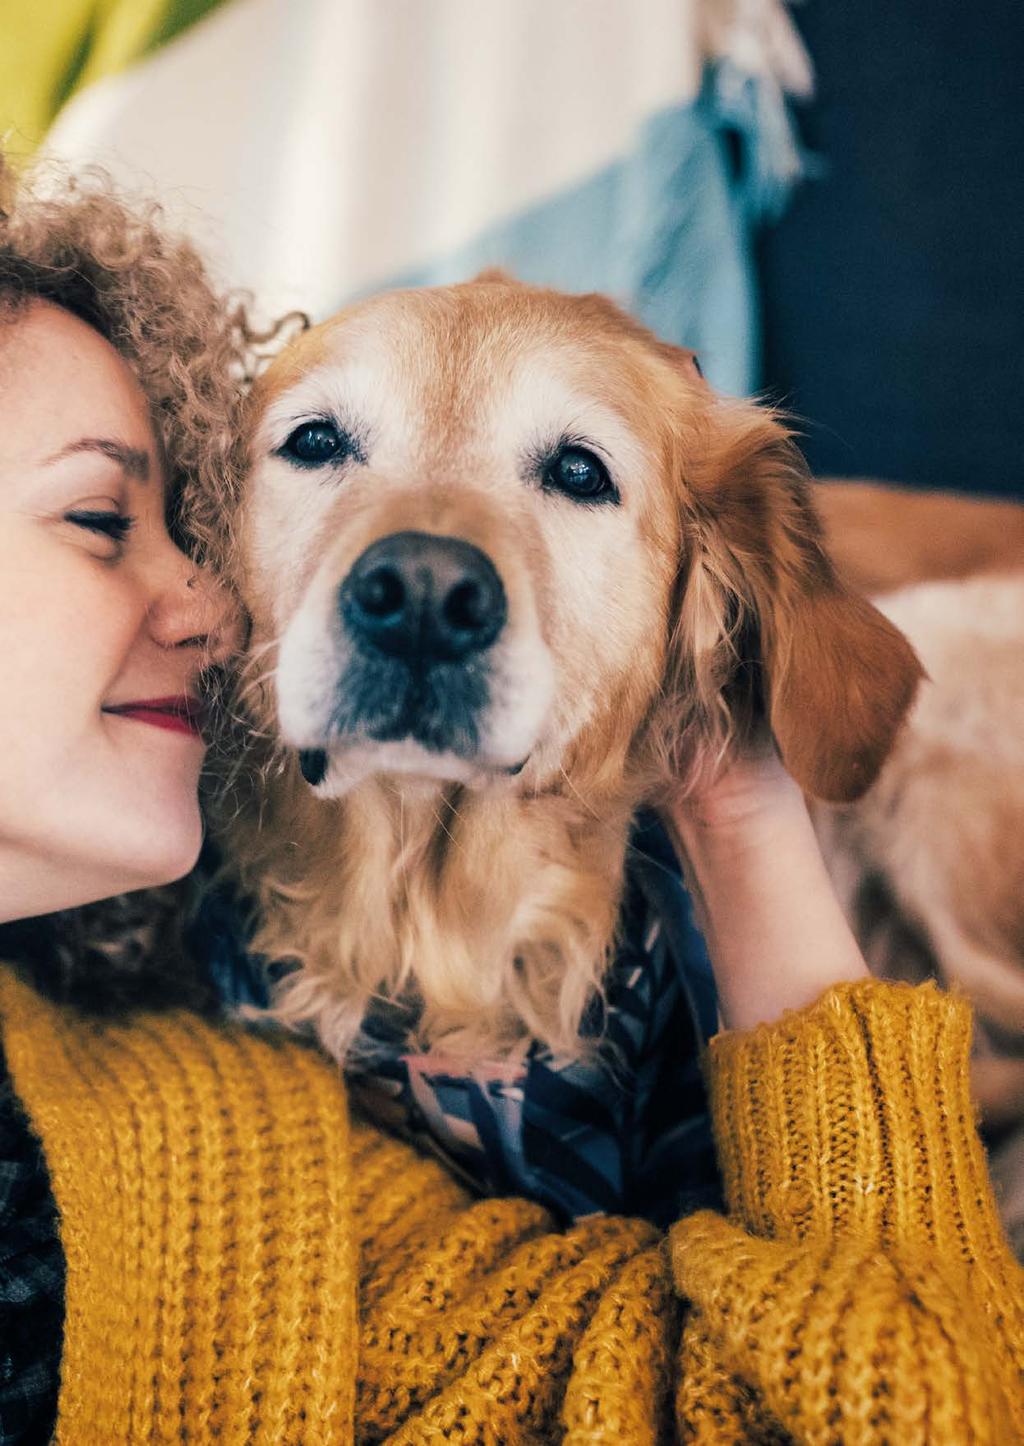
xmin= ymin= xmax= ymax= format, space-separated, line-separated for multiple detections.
xmin=66 ymin=510 xmax=137 ymax=543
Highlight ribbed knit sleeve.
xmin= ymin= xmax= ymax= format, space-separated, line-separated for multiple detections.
xmin=670 ymin=979 xmax=1024 ymax=1444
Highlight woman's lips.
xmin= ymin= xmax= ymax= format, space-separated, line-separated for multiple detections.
xmin=104 ymin=696 xmax=207 ymax=739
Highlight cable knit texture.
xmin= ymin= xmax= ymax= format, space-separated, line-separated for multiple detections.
xmin=671 ymin=980 xmax=1024 ymax=1443
xmin=1 ymin=968 xmax=1022 ymax=1443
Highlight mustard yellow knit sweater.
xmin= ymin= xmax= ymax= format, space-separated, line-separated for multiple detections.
xmin=1 ymin=968 xmax=1021 ymax=1444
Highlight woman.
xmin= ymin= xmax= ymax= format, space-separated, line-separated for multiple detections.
xmin=0 ymin=158 xmax=1021 ymax=1445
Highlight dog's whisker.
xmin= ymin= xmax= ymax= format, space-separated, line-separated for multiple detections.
xmin=233 ymin=657 xmax=279 ymax=702
xmin=430 ymin=805 xmax=461 ymax=853
xmin=557 ymin=764 xmax=601 ymax=821
xmin=230 ymin=640 xmax=277 ymax=688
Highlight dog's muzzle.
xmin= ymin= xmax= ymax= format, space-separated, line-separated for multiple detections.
xmin=340 ymin=531 xmax=507 ymax=663
xmin=314 ymin=529 xmax=510 ymax=761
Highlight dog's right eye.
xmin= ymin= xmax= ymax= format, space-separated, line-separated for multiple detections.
xmin=541 ymin=444 xmax=619 ymax=505
xmin=277 ymin=420 xmax=352 ymax=468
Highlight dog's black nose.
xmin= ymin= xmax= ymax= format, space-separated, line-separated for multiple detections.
xmin=341 ymin=531 xmax=507 ymax=663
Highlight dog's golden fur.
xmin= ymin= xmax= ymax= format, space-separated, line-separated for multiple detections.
xmin=218 ymin=277 xmax=921 ymax=1064
xmin=814 ymin=480 xmax=1024 ymax=596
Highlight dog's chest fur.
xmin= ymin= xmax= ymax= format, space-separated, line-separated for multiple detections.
xmin=233 ymin=764 xmax=635 ymax=1063
xmin=205 ymin=802 xmax=719 ymax=1225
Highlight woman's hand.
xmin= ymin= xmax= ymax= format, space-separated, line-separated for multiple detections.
xmin=661 ymin=739 xmax=869 ymax=1033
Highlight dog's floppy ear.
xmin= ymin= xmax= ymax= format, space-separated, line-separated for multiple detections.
xmin=664 ymin=401 xmax=924 ymax=802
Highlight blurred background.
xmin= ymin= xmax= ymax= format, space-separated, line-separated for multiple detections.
xmin=2 ymin=0 xmax=1022 ymax=498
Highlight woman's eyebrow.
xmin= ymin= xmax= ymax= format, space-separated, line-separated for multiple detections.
xmin=43 ymin=437 xmax=150 ymax=481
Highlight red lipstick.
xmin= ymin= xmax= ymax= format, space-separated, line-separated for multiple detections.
xmin=104 ymin=695 xmax=207 ymax=739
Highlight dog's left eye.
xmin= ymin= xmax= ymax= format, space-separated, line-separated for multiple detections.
xmin=277 ymin=420 xmax=353 ymax=468
xmin=542 ymin=445 xmax=618 ymax=505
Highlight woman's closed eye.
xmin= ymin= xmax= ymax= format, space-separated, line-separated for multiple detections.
xmin=65 ymin=507 xmax=137 ymax=547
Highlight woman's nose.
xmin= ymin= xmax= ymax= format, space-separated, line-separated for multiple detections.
xmin=150 ymin=550 xmax=244 ymax=665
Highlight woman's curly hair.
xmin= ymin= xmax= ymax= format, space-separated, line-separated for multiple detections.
xmin=0 ymin=152 xmax=264 ymax=1010
xmin=0 ymin=151 xmax=256 ymax=569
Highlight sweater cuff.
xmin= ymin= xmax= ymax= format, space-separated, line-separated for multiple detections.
xmin=706 ymin=978 xmax=1008 ymax=1261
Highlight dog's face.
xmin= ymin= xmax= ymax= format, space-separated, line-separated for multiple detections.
xmin=239 ymin=277 xmax=921 ymax=805
xmin=241 ymin=281 xmax=687 ymax=797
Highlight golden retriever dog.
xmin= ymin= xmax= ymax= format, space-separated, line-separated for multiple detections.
xmin=217 ymin=273 xmax=922 ymax=1078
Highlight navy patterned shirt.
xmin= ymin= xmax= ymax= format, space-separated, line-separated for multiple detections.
xmin=0 ymin=1052 xmax=63 ymax=1446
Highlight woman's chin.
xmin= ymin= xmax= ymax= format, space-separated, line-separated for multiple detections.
xmin=95 ymin=804 xmax=206 ymax=893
